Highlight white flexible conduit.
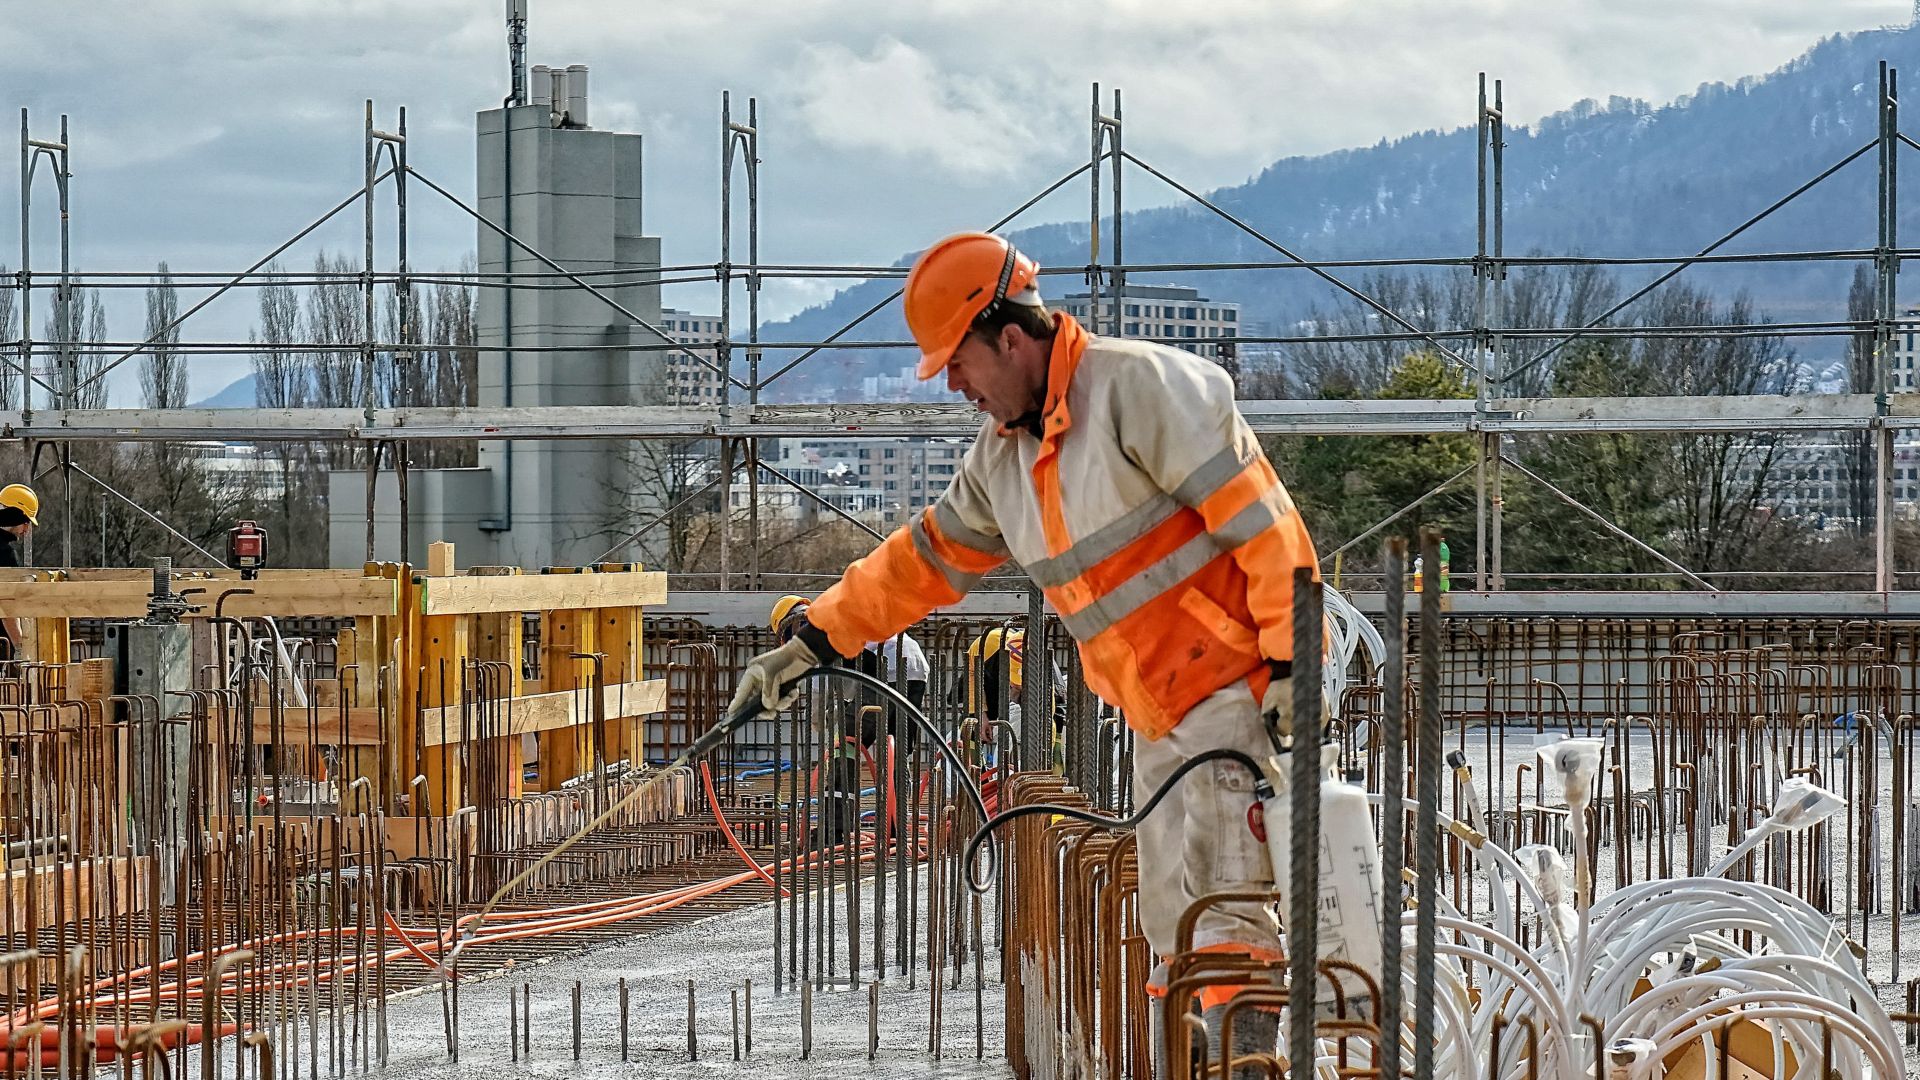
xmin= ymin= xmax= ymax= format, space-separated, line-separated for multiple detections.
xmin=1337 ymin=754 xmax=1898 ymax=1078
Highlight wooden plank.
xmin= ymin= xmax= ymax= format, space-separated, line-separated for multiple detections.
xmin=418 ymin=571 xmax=666 ymax=616
xmin=421 ymin=679 xmax=666 ymax=746
xmin=471 ymin=590 xmax=525 ymax=800
xmin=596 ymin=605 xmax=642 ymax=765
xmin=535 ymin=603 xmax=594 ymax=788
xmin=0 ymin=575 xmax=396 ymax=618
xmin=427 ymin=542 xmax=456 ymax=578
xmin=333 ymin=626 xmax=381 ymax=813
xmin=419 ymin=612 xmax=469 ymax=813
xmin=246 ymin=706 xmax=382 ymax=746
xmin=4 ymin=857 xmax=152 ymax=946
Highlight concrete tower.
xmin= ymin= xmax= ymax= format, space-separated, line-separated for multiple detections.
xmin=329 ymin=56 xmax=668 ymax=568
xmin=469 ymin=64 xmax=664 ymax=569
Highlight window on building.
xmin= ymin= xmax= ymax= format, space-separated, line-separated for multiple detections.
xmin=1125 ymin=304 xmax=1139 ymax=316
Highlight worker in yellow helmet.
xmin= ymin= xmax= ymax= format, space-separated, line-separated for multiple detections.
xmin=963 ymin=626 xmax=1066 ymax=764
xmin=731 ymin=233 xmax=1320 ymax=1077
xmin=0 ymin=485 xmax=36 ymax=656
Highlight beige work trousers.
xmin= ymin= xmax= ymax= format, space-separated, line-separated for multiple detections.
xmin=1133 ymin=682 xmax=1282 ymax=983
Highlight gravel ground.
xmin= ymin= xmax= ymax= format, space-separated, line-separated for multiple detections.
xmin=366 ymin=890 xmax=1009 ymax=1080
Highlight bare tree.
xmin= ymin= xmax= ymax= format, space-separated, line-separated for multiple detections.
xmin=76 ymin=292 xmax=108 ymax=410
xmin=45 ymin=286 xmax=109 ymax=408
xmin=1276 ymin=262 xmax=1620 ymax=399
xmin=305 ymin=250 xmax=364 ymax=467
xmin=141 ymin=262 xmax=185 ymax=409
xmin=1653 ymin=289 xmax=1792 ymax=572
xmin=251 ymin=264 xmax=322 ymax=563
xmin=417 ymin=261 xmax=478 ymax=468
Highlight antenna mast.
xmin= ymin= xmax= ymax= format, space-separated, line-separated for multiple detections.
xmin=507 ymin=0 xmax=529 ymax=106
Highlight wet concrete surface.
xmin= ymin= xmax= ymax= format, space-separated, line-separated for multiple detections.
xmin=369 ymin=890 xmax=1011 ymax=1080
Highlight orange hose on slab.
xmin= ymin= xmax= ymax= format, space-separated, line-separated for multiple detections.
xmin=0 ymin=1019 xmax=236 ymax=1069
xmin=700 ymin=761 xmax=791 ymax=898
xmin=33 ymin=814 xmax=910 ymax=1020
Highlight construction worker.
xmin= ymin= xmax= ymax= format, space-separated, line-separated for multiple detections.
xmin=960 ymin=626 xmax=1065 ymax=763
xmin=771 ymin=594 xmax=927 ymax=840
xmin=731 ymin=233 xmax=1317 ymax=1077
xmin=0 ymin=485 xmax=37 ymax=657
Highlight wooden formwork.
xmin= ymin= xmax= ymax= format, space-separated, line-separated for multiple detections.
xmin=0 ymin=545 xmax=667 ymax=824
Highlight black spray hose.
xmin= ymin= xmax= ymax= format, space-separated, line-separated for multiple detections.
xmin=787 ymin=670 xmax=1279 ymax=901
xmin=456 ymin=660 xmax=1261 ymax=967
xmin=960 ymin=746 xmax=1269 ymax=893
xmin=453 ymin=662 xmax=991 ymax=968
xmin=756 ymin=667 xmax=1272 ymax=899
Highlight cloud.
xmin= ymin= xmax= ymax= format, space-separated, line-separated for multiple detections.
xmin=790 ymin=38 xmax=1043 ymax=178
xmin=0 ymin=0 xmax=1907 ymax=403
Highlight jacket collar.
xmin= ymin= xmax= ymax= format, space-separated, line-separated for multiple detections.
xmin=998 ymin=311 xmax=1089 ymax=443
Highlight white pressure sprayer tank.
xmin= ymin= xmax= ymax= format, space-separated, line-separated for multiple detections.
xmin=1260 ymin=751 xmax=1386 ymax=1002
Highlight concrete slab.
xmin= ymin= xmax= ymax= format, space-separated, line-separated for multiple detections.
xmin=371 ymin=890 xmax=1011 ymax=1079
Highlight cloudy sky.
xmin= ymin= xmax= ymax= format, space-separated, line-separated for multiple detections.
xmin=0 ymin=0 xmax=1904 ymax=400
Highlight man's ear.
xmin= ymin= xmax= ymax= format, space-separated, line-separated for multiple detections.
xmin=1002 ymin=322 xmax=1036 ymax=357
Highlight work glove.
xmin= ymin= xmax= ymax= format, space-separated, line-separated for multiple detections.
xmin=1261 ymin=672 xmax=1295 ymax=741
xmin=727 ymin=635 xmax=820 ymax=719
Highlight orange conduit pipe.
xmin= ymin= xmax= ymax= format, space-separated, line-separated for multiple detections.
xmin=37 ymin=837 xmax=908 ymax=1021
xmin=700 ymin=760 xmax=790 ymax=897
xmin=33 ymin=811 xmax=918 ymax=1022
xmin=0 ymin=1019 xmax=238 ymax=1070
xmin=397 ymin=841 xmax=880 ymax=960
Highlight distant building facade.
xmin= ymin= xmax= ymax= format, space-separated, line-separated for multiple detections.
xmin=1057 ymin=284 xmax=1240 ymax=362
xmin=1893 ymin=306 xmax=1920 ymax=393
xmin=801 ymin=437 xmax=968 ymax=526
xmin=659 ymin=307 xmax=724 ymax=405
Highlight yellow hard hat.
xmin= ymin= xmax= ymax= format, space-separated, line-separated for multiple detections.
xmin=770 ymin=594 xmax=810 ymax=634
xmin=0 ymin=485 xmax=38 ymax=526
xmin=969 ymin=628 xmax=1024 ymax=687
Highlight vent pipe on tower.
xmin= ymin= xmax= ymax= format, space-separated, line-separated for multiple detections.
xmin=564 ymin=64 xmax=589 ymax=128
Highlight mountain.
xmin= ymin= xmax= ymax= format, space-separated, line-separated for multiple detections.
xmin=192 ymin=372 xmax=257 ymax=408
xmin=757 ymin=25 xmax=1920 ymax=401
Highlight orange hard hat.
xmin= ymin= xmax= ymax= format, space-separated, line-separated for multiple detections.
xmin=905 ymin=232 xmax=1042 ymax=380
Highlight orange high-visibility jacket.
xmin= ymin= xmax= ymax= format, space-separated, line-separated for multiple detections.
xmin=807 ymin=314 xmax=1319 ymax=741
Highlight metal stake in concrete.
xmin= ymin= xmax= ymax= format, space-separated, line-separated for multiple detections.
xmin=867 ymin=981 xmax=878 ymax=1060
xmin=521 ymin=984 xmax=530 ymax=1058
xmin=571 ymin=981 xmax=581 ymax=1061
xmin=508 ymin=984 xmax=517 ymax=1062
xmin=687 ymin=979 xmax=697 ymax=1061
xmin=800 ymin=981 xmax=812 ymax=1060
xmin=731 ymin=989 xmax=741 ymax=1061
xmin=743 ymin=977 xmax=751 ymax=1055
xmin=618 ymin=977 xmax=628 ymax=1061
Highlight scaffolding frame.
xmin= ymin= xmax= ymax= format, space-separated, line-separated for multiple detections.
xmin=6 ymin=68 xmax=1920 ymax=591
